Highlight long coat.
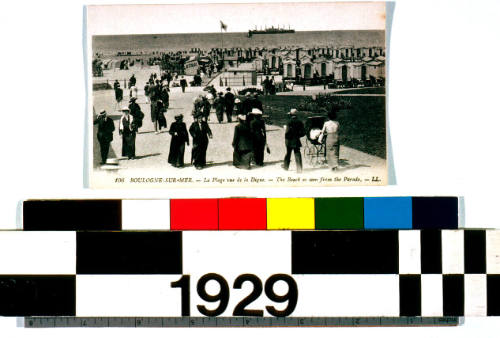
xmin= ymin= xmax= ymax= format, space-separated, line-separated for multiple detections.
xmin=120 ymin=114 xmax=136 ymax=158
xmin=94 ymin=116 xmax=115 ymax=143
xmin=189 ymin=121 xmax=212 ymax=168
xmin=232 ymin=122 xmax=253 ymax=169
xmin=285 ymin=119 xmax=306 ymax=148
xmin=250 ymin=117 xmax=266 ymax=166
xmin=168 ymin=121 xmax=189 ymax=167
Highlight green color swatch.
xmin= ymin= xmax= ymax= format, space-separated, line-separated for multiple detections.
xmin=315 ymin=198 xmax=364 ymax=229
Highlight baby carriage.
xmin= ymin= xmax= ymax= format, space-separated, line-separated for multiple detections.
xmin=304 ymin=116 xmax=327 ymax=166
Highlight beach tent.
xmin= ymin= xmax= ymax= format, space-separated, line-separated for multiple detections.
xmin=253 ymin=55 xmax=265 ymax=72
xmin=313 ymin=57 xmax=333 ymax=77
xmin=282 ymin=57 xmax=296 ymax=78
xmin=349 ymin=62 xmax=365 ymax=80
xmin=366 ymin=60 xmax=385 ymax=78
xmin=333 ymin=62 xmax=349 ymax=82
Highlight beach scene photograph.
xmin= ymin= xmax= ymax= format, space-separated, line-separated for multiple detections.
xmin=87 ymin=2 xmax=388 ymax=188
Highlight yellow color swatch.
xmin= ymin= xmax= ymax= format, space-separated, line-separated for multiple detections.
xmin=267 ymin=198 xmax=315 ymax=230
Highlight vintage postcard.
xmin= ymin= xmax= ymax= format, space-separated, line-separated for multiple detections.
xmin=87 ymin=2 xmax=388 ymax=188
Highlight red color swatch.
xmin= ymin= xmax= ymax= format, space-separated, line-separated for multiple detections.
xmin=170 ymin=199 xmax=219 ymax=230
xmin=218 ymin=198 xmax=267 ymax=230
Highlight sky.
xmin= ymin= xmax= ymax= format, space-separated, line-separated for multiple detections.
xmin=87 ymin=2 xmax=386 ymax=35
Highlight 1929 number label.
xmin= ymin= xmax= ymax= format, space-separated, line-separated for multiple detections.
xmin=171 ymin=274 xmax=298 ymax=317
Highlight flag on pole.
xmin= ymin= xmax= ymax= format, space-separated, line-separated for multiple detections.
xmin=220 ymin=20 xmax=227 ymax=31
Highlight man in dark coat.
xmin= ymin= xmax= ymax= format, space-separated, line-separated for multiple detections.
xmin=232 ymin=114 xmax=253 ymax=169
xmin=283 ymin=108 xmax=305 ymax=173
xmin=179 ymin=76 xmax=187 ymax=93
xmin=201 ymin=96 xmax=211 ymax=121
xmin=129 ymin=74 xmax=136 ymax=87
xmin=224 ymin=87 xmax=235 ymax=122
xmin=94 ymin=109 xmax=115 ymax=164
xmin=168 ymin=114 xmax=189 ymax=167
xmin=249 ymin=108 xmax=267 ymax=166
xmin=189 ymin=114 xmax=212 ymax=169
xmin=160 ymin=86 xmax=170 ymax=110
xmin=214 ymin=92 xmax=225 ymax=123
xmin=166 ymin=71 xmax=172 ymax=87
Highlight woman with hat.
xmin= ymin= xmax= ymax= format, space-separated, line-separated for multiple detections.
xmin=250 ymin=108 xmax=267 ymax=166
xmin=189 ymin=113 xmax=213 ymax=169
xmin=319 ymin=108 xmax=340 ymax=170
xmin=119 ymin=106 xmax=137 ymax=160
xmin=232 ymin=114 xmax=253 ymax=169
xmin=168 ymin=114 xmax=189 ymax=168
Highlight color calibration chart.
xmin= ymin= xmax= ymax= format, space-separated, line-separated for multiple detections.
xmin=3 ymin=197 xmax=500 ymax=327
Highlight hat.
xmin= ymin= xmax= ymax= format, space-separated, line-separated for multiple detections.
xmin=226 ymin=87 xmax=231 ymax=91
xmin=99 ymin=109 xmax=106 ymax=115
xmin=245 ymin=92 xmax=251 ymax=97
xmin=288 ymin=108 xmax=298 ymax=115
xmin=121 ymin=106 xmax=130 ymax=111
xmin=129 ymin=96 xmax=137 ymax=101
xmin=174 ymin=114 xmax=183 ymax=120
xmin=238 ymin=114 xmax=246 ymax=121
xmin=235 ymin=98 xmax=241 ymax=103
xmin=251 ymin=108 xmax=262 ymax=115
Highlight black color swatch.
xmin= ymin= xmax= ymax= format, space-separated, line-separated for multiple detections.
xmin=23 ymin=200 xmax=122 ymax=231
xmin=464 ymin=230 xmax=486 ymax=274
xmin=443 ymin=275 xmax=464 ymax=316
xmin=399 ymin=275 xmax=421 ymax=316
xmin=291 ymin=231 xmax=399 ymax=274
xmin=412 ymin=197 xmax=458 ymax=229
xmin=420 ymin=230 xmax=442 ymax=274
xmin=77 ymin=231 xmax=182 ymax=274
xmin=0 ymin=276 xmax=75 ymax=316
xmin=487 ymin=275 xmax=500 ymax=316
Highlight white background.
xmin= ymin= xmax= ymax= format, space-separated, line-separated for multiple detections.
xmin=0 ymin=0 xmax=500 ymax=336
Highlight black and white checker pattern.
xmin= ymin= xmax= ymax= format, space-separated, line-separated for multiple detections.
xmin=1 ymin=230 xmax=500 ymax=317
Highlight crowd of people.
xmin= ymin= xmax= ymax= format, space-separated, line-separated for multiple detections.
xmin=96 ymin=72 xmax=341 ymax=172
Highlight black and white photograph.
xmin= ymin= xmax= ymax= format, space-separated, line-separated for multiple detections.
xmin=88 ymin=2 xmax=388 ymax=187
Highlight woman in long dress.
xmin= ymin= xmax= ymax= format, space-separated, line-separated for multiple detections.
xmin=119 ymin=106 xmax=137 ymax=160
xmin=189 ymin=114 xmax=212 ymax=169
xmin=320 ymin=109 xmax=340 ymax=170
xmin=168 ymin=114 xmax=189 ymax=167
xmin=232 ymin=114 xmax=253 ymax=169
xmin=249 ymin=108 xmax=266 ymax=166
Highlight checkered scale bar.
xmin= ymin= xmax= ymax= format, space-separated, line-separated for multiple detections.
xmin=22 ymin=197 xmax=459 ymax=230
xmin=1 ymin=230 xmax=500 ymax=317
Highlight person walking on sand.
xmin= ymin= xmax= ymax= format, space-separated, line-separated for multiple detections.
xmin=129 ymin=74 xmax=136 ymax=88
xmin=214 ymin=92 xmax=225 ymax=123
xmin=283 ymin=108 xmax=305 ymax=173
xmin=319 ymin=108 xmax=340 ymax=170
xmin=250 ymin=108 xmax=267 ymax=167
xmin=180 ymin=76 xmax=187 ymax=93
xmin=189 ymin=113 xmax=212 ymax=169
xmin=168 ymin=114 xmax=189 ymax=168
xmin=232 ymin=114 xmax=253 ymax=170
xmin=94 ymin=109 xmax=115 ymax=165
xmin=224 ymin=87 xmax=235 ymax=122
xmin=119 ymin=106 xmax=137 ymax=160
